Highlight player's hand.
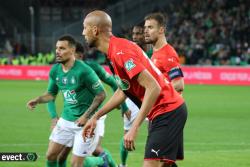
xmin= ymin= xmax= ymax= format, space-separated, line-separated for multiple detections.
xmin=50 ymin=117 xmax=58 ymax=130
xmin=124 ymin=128 xmax=137 ymax=151
xmin=27 ymin=99 xmax=38 ymax=111
xmin=123 ymin=110 xmax=131 ymax=121
xmin=82 ymin=117 xmax=97 ymax=142
xmin=75 ymin=115 xmax=88 ymax=127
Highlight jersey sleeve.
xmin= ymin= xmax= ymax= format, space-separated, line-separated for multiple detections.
xmin=119 ymin=52 xmax=145 ymax=79
xmin=47 ymin=67 xmax=59 ymax=96
xmin=168 ymin=66 xmax=184 ymax=80
xmin=47 ymin=100 xmax=58 ymax=119
xmin=83 ymin=70 xmax=105 ymax=95
xmin=166 ymin=56 xmax=183 ymax=81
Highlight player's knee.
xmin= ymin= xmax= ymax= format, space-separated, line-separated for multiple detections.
xmin=71 ymin=160 xmax=83 ymax=167
xmin=46 ymin=151 xmax=57 ymax=161
xmin=57 ymin=154 xmax=67 ymax=163
xmin=71 ymin=156 xmax=84 ymax=167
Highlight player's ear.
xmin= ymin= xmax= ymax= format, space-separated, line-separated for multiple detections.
xmin=92 ymin=26 xmax=98 ymax=36
xmin=159 ymin=26 xmax=165 ymax=34
xmin=70 ymin=46 xmax=76 ymax=55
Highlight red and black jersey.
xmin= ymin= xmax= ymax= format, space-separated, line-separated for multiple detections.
xmin=107 ymin=36 xmax=184 ymax=120
xmin=151 ymin=44 xmax=183 ymax=81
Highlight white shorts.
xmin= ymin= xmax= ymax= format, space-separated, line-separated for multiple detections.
xmin=96 ymin=115 xmax=106 ymax=137
xmin=124 ymin=98 xmax=139 ymax=131
xmin=49 ymin=118 xmax=101 ymax=157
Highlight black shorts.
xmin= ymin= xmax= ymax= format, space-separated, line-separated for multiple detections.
xmin=144 ymin=103 xmax=188 ymax=164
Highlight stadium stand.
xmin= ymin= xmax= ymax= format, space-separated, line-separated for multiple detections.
xmin=0 ymin=0 xmax=249 ymax=66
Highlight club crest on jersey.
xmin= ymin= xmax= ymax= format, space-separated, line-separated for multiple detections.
xmin=114 ymin=76 xmax=130 ymax=90
xmin=124 ymin=59 xmax=136 ymax=71
xmin=71 ymin=76 xmax=76 ymax=84
xmin=62 ymin=77 xmax=68 ymax=84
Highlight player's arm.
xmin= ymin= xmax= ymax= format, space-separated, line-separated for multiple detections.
xmin=76 ymin=70 xmax=106 ymax=126
xmin=27 ymin=92 xmax=56 ymax=110
xmin=168 ymin=66 xmax=184 ymax=93
xmin=76 ymin=90 xmax=106 ymax=127
xmin=94 ymin=64 xmax=130 ymax=115
xmin=94 ymin=88 xmax=126 ymax=119
xmin=134 ymin=69 xmax=161 ymax=125
xmin=82 ymin=88 xmax=126 ymax=139
xmin=94 ymin=64 xmax=118 ymax=92
xmin=100 ymin=71 xmax=129 ymax=115
xmin=47 ymin=100 xmax=59 ymax=129
xmin=171 ymin=77 xmax=184 ymax=93
xmin=47 ymin=100 xmax=58 ymax=119
xmin=27 ymin=68 xmax=58 ymax=111
xmin=124 ymin=69 xmax=161 ymax=150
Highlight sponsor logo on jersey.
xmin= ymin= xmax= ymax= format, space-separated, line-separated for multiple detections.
xmin=92 ymin=80 xmax=101 ymax=89
xmin=116 ymin=50 xmax=124 ymax=55
xmin=168 ymin=58 xmax=174 ymax=62
xmin=62 ymin=90 xmax=77 ymax=104
xmin=124 ymin=59 xmax=136 ymax=71
xmin=114 ymin=75 xmax=130 ymax=90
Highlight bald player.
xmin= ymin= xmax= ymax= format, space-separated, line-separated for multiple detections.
xmin=81 ymin=10 xmax=188 ymax=167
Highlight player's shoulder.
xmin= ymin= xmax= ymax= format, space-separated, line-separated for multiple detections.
xmin=75 ymin=60 xmax=89 ymax=68
xmin=85 ymin=60 xmax=99 ymax=67
xmin=50 ymin=63 xmax=60 ymax=73
xmin=164 ymin=44 xmax=178 ymax=56
xmin=75 ymin=60 xmax=96 ymax=74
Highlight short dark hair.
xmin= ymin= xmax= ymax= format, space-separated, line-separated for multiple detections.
xmin=144 ymin=12 xmax=166 ymax=28
xmin=75 ymin=42 xmax=84 ymax=54
xmin=58 ymin=35 xmax=76 ymax=48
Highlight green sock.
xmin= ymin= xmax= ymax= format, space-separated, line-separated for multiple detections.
xmin=120 ymin=138 xmax=128 ymax=165
xmin=84 ymin=156 xmax=104 ymax=167
xmin=46 ymin=160 xmax=57 ymax=167
xmin=104 ymin=148 xmax=117 ymax=167
xmin=58 ymin=160 xmax=67 ymax=167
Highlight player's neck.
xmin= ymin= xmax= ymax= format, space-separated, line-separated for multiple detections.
xmin=62 ymin=57 xmax=75 ymax=72
xmin=97 ymin=33 xmax=112 ymax=54
xmin=153 ymin=36 xmax=167 ymax=51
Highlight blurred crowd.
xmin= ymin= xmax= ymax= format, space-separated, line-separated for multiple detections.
xmin=0 ymin=0 xmax=249 ymax=66
xmin=164 ymin=0 xmax=249 ymax=65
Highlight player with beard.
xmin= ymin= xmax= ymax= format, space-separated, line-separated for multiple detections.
xmin=144 ymin=13 xmax=184 ymax=94
xmin=27 ymin=35 xmax=106 ymax=167
xmin=81 ymin=10 xmax=188 ymax=167
xmin=132 ymin=24 xmax=153 ymax=58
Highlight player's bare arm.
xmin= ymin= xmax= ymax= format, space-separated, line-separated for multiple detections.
xmin=93 ymin=88 xmax=126 ymax=119
xmin=171 ymin=77 xmax=184 ymax=93
xmin=82 ymin=88 xmax=126 ymax=139
xmin=124 ymin=69 xmax=161 ymax=151
xmin=76 ymin=91 xmax=106 ymax=126
xmin=27 ymin=92 xmax=55 ymax=110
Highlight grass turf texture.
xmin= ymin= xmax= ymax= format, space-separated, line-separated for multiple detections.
xmin=0 ymin=80 xmax=249 ymax=167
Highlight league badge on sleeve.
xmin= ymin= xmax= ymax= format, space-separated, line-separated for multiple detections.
xmin=124 ymin=59 xmax=136 ymax=71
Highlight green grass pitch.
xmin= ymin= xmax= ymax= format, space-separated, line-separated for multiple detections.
xmin=0 ymin=80 xmax=250 ymax=167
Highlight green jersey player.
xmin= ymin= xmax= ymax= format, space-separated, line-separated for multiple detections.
xmin=47 ymin=41 xmax=124 ymax=167
xmin=27 ymin=35 xmax=106 ymax=167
